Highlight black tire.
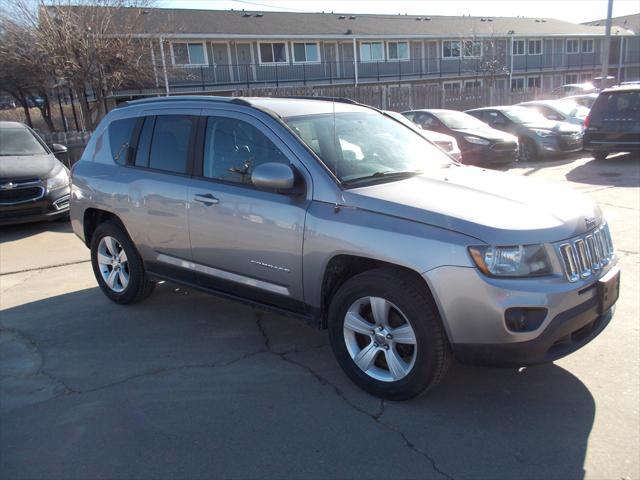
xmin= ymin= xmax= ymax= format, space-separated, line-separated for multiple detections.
xmin=90 ymin=220 xmax=155 ymax=304
xmin=328 ymin=268 xmax=451 ymax=401
xmin=519 ymin=137 xmax=538 ymax=162
xmin=592 ymin=150 xmax=608 ymax=161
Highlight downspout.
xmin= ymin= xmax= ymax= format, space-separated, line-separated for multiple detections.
xmin=353 ymin=37 xmax=358 ymax=86
xmin=509 ymin=35 xmax=514 ymax=88
xmin=159 ymin=36 xmax=170 ymax=96
xmin=617 ymin=36 xmax=624 ymax=82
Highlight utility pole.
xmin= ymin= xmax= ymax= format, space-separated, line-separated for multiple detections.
xmin=600 ymin=0 xmax=614 ymax=88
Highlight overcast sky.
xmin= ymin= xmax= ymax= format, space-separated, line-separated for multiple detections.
xmin=160 ymin=0 xmax=639 ymax=24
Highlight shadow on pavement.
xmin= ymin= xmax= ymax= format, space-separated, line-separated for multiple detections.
xmin=0 ymin=218 xmax=72 ymax=243
xmin=565 ymin=152 xmax=640 ymax=187
xmin=1 ymin=282 xmax=596 ymax=479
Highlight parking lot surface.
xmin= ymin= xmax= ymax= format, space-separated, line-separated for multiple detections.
xmin=1 ymin=153 xmax=638 ymax=480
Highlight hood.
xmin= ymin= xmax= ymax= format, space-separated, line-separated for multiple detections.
xmin=341 ymin=165 xmax=601 ymax=245
xmin=420 ymin=129 xmax=456 ymax=143
xmin=521 ymin=120 xmax=582 ymax=133
xmin=450 ymin=127 xmax=515 ymax=142
xmin=0 ymin=153 xmax=61 ymax=181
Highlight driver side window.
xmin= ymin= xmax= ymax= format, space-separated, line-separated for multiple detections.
xmin=202 ymin=116 xmax=289 ymax=185
xmin=415 ymin=113 xmax=440 ymax=130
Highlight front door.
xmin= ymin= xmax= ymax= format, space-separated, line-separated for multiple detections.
xmin=187 ymin=109 xmax=310 ymax=312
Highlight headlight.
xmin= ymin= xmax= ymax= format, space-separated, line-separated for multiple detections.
xmin=532 ymin=129 xmax=555 ymax=138
xmin=468 ymin=244 xmax=552 ymax=277
xmin=46 ymin=167 xmax=70 ymax=190
xmin=464 ymin=136 xmax=491 ymax=145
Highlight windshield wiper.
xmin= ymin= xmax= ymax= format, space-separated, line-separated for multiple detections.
xmin=343 ymin=170 xmax=423 ymax=186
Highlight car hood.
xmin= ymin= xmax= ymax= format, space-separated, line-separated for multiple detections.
xmin=450 ymin=127 xmax=515 ymax=142
xmin=420 ymin=129 xmax=457 ymax=143
xmin=341 ymin=165 xmax=601 ymax=245
xmin=520 ymin=120 xmax=582 ymax=133
xmin=0 ymin=153 xmax=61 ymax=180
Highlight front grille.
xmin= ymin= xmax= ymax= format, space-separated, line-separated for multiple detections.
xmin=491 ymin=141 xmax=518 ymax=152
xmin=0 ymin=185 xmax=45 ymax=204
xmin=53 ymin=194 xmax=70 ymax=211
xmin=559 ymin=223 xmax=614 ymax=282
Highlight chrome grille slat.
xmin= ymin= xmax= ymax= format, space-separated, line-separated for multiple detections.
xmin=559 ymin=223 xmax=614 ymax=282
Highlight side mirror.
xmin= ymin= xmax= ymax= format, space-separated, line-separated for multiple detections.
xmin=51 ymin=143 xmax=68 ymax=154
xmin=251 ymin=162 xmax=296 ymax=193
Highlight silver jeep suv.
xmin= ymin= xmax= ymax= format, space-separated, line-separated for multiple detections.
xmin=70 ymin=96 xmax=620 ymax=400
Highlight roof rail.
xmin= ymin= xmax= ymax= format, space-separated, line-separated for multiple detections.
xmin=277 ymin=95 xmax=359 ymax=105
xmin=119 ymin=95 xmax=252 ymax=108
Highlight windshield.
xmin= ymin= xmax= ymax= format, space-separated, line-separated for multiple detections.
xmin=433 ymin=110 xmax=489 ymax=129
xmin=503 ymin=107 xmax=548 ymax=124
xmin=0 ymin=128 xmax=48 ymax=156
xmin=285 ymin=111 xmax=452 ymax=184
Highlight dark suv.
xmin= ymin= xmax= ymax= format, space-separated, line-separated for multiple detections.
xmin=583 ymin=85 xmax=640 ymax=160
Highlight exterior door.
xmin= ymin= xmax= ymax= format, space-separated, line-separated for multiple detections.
xmin=235 ymin=43 xmax=253 ymax=83
xmin=187 ymin=109 xmax=310 ymax=311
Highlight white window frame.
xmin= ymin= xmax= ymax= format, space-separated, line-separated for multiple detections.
xmin=510 ymin=76 xmax=525 ymax=90
xmin=257 ymin=41 xmax=289 ymax=65
xmin=464 ymin=79 xmax=483 ymax=89
xmin=462 ymin=40 xmax=482 ymax=58
xmin=387 ymin=41 xmax=410 ymax=61
xmin=565 ymin=73 xmax=579 ymax=84
xmin=442 ymin=40 xmax=462 ymax=59
xmin=512 ymin=39 xmax=526 ymax=56
xmin=443 ymin=80 xmax=462 ymax=91
xmin=566 ymin=39 xmax=580 ymax=54
xmin=581 ymin=39 xmax=594 ymax=53
xmin=292 ymin=42 xmax=321 ymax=64
xmin=359 ymin=41 xmax=385 ymax=62
xmin=527 ymin=39 xmax=543 ymax=56
xmin=527 ymin=75 xmax=542 ymax=89
xmin=170 ymin=41 xmax=208 ymax=67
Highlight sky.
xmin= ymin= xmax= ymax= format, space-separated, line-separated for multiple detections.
xmin=159 ymin=0 xmax=639 ymax=24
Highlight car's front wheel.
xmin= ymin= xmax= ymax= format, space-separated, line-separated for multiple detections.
xmin=90 ymin=220 xmax=155 ymax=304
xmin=519 ymin=137 xmax=538 ymax=162
xmin=328 ymin=268 xmax=451 ymax=401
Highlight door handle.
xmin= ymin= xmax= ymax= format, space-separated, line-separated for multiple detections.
xmin=194 ymin=193 xmax=219 ymax=206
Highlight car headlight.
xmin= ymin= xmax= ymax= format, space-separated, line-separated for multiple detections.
xmin=46 ymin=167 xmax=70 ymax=190
xmin=532 ymin=129 xmax=555 ymax=138
xmin=468 ymin=244 xmax=552 ymax=277
xmin=464 ymin=136 xmax=491 ymax=145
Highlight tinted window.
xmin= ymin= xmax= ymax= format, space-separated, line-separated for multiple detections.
xmin=148 ymin=115 xmax=195 ymax=174
xmin=592 ymin=91 xmax=640 ymax=117
xmin=108 ymin=117 xmax=137 ymax=164
xmin=0 ymin=127 xmax=48 ymax=156
xmin=203 ymin=117 xmax=289 ymax=185
xmin=134 ymin=116 xmax=155 ymax=168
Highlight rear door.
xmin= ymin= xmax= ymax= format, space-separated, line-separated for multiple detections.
xmin=588 ymin=90 xmax=640 ymax=144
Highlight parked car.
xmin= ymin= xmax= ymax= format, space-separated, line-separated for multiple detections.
xmin=563 ymin=93 xmax=599 ymax=109
xmin=384 ymin=110 xmax=462 ymax=161
xmin=518 ymin=99 xmax=590 ymax=125
xmin=0 ymin=97 xmax=16 ymax=110
xmin=0 ymin=121 xmax=70 ymax=225
xmin=71 ymin=96 xmax=619 ymax=400
xmin=552 ymin=83 xmax=597 ymax=97
xmin=465 ymin=106 xmax=583 ymax=162
xmin=401 ymin=109 xmax=518 ymax=166
xmin=583 ymin=84 xmax=640 ymax=160
xmin=620 ymin=80 xmax=640 ymax=86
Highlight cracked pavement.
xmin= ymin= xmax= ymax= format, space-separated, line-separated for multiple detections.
xmin=1 ymin=152 xmax=638 ymax=480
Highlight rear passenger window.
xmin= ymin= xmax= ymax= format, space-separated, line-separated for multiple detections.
xmin=202 ymin=117 xmax=289 ymax=185
xmin=148 ymin=115 xmax=195 ymax=174
xmin=108 ymin=117 xmax=137 ymax=165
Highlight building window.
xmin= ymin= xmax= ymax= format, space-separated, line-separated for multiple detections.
xmin=443 ymin=81 xmax=462 ymax=93
xmin=387 ymin=41 xmax=410 ymax=60
xmin=581 ymin=39 xmax=594 ymax=53
xmin=259 ymin=42 xmax=288 ymax=64
xmin=566 ymin=73 xmax=579 ymax=83
xmin=442 ymin=40 xmax=461 ymax=58
xmin=360 ymin=42 xmax=385 ymax=61
xmin=464 ymin=79 xmax=482 ymax=90
xmin=528 ymin=39 xmax=542 ymax=55
xmin=527 ymin=76 xmax=541 ymax=89
xmin=171 ymin=42 xmax=207 ymax=66
xmin=293 ymin=42 xmax=320 ymax=63
xmin=512 ymin=39 xmax=525 ymax=56
xmin=567 ymin=39 xmax=579 ymax=54
xmin=511 ymin=77 xmax=525 ymax=90
xmin=463 ymin=40 xmax=482 ymax=58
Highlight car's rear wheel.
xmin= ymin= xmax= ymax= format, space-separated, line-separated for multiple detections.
xmin=328 ymin=268 xmax=451 ymax=401
xmin=90 ymin=221 xmax=155 ymax=304
xmin=519 ymin=137 xmax=538 ymax=162
xmin=592 ymin=150 xmax=609 ymax=161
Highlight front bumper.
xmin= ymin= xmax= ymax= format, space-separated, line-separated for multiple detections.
xmin=424 ymin=263 xmax=618 ymax=367
xmin=536 ymin=134 xmax=583 ymax=157
xmin=0 ymin=186 xmax=70 ymax=226
xmin=461 ymin=144 xmax=518 ymax=166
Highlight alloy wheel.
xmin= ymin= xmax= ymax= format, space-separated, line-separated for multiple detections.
xmin=96 ymin=235 xmax=129 ymax=293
